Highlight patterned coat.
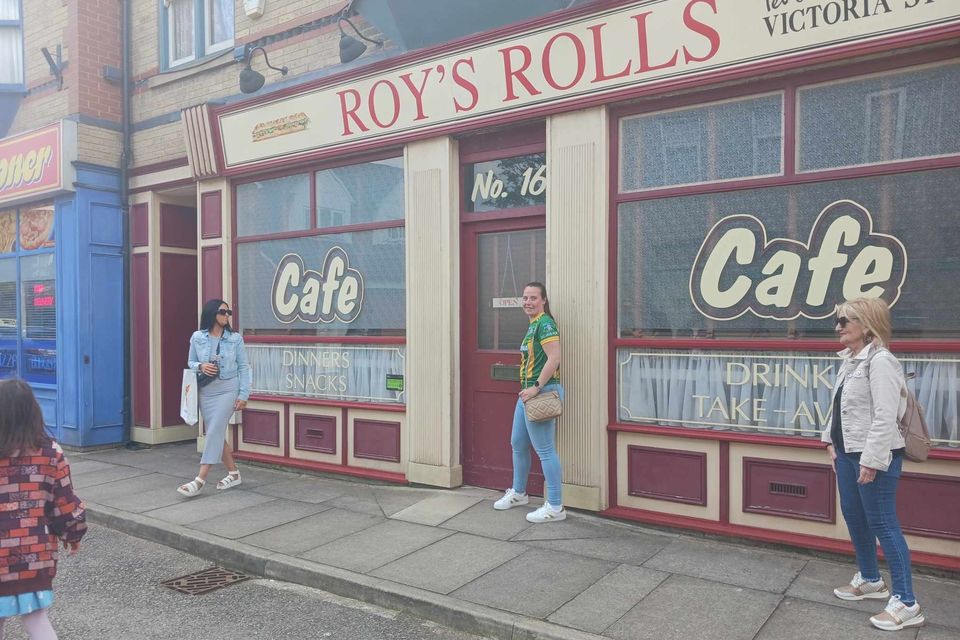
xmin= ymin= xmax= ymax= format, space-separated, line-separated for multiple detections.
xmin=0 ymin=441 xmax=86 ymax=596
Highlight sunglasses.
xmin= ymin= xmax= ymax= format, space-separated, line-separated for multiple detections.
xmin=835 ymin=315 xmax=857 ymax=327
xmin=217 ymin=309 xmax=233 ymax=316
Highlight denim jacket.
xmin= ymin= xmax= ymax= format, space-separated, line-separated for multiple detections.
xmin=187 ymin=329 xmax=252 ymax=401
xmin=821 ymin=343 xmax=906 ymax=471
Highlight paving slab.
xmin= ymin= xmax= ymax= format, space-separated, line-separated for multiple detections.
xmin=510 ymin=516 xmax=625 ymax=541
xmin=524 ymin=532 xmax=670 ymax=566
xmin=643 ymin=539 xmax=807 ymax=593
xmin=605 ymin=574 xmax=782 ymax=640
xmin=324 ymin=487 xmax=388 ymax=516
xmin=373 ymin=486 xmax=439 ymax=516
xmin=390 ymin=493 xmax=484 ymax=526
xmin=142 ymin=489 xmax=276 ymax=525
xmin=72 ymin=465 xmax=153 ymax=489
xmin=914 ymin=573 xmax=960 ymax=632
xmin=918 ymin=626 xmax=960 ymax=640
xmin=67 ymin=459 xmax=116 ymax=475
xmin=240 ymin=508 xmax=384 ymax=555
xmin=370 ymin=532 xmax=525 ymax=595
xmin=248 ymin=476 xmax=350 ymax=504
xmin=301 ymin=519 xmax=456 ymax=573
xmin=547 ymin=564 xmax=668 ymax=634
xmin=440 ymin=501 xmax=534 ymax=540
xmin=453 ymin=547 xmax=617 ymax=619
xmin=755 ymin=597 xmax=917 ymax=640
xmin=78 ymin=472 xmax=188 ymax=513
xmin=188 ymin=498 xmax=332 ymax=539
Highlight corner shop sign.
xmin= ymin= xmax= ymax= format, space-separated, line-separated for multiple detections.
xmin=0 ymin=121 xmax=77 ymax=207
xmin=217 ymin=0 xmax=959 ymax=169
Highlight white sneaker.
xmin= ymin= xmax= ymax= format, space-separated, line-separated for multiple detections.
xmin=870 ymin=596 xmax=924 ymax=631
xmin=494 ymin=489 xmax=528 ymax=510
xmin=526 ymin=502 xmax=566 ymax=523
xmin=833 ymin=571 xmax=890 ymax=601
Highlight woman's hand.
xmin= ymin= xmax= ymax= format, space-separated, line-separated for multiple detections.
xmin=234 ymin=399 xmax=247 ymax=411
xmin=519 ymin=386 xmax=540 ymax=402
xmin=858 ymin=466 xmax=877 ymax=484
xmin=200 ymin=363 xmax=218 ymax=376
xmin=826 ymin=445 xmax=836 ymax=462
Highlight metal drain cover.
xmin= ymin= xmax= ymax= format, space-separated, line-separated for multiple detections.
xmin=162 ymin=567 xmax=250 ymax=595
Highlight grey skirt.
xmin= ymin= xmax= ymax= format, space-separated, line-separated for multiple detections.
xmin=199 ymin=375 xmax=239 ymax=465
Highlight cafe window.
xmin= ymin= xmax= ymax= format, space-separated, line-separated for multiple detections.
xmin=798 ymin=62 xmax=960 ymax=171
xmin=235 ymin=156 xmax=405 ymax=338
xmin=0 ymin=206 xmax=57 ymax=384
xmin=619 ymin=94 xmax=783 ymax=192
xmin=615 ymin=60 xmax=960 ymax=446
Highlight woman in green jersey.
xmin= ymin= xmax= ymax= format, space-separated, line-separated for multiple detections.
xmin=493 ymin=282 xmax=566 ymax=523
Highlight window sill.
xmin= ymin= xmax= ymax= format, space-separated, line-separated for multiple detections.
xmin=153 ymin=49 xmax=235 ymax=89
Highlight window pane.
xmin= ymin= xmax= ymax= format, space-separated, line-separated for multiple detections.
xmin=0 ymin=258 xmax=13 ymax=379
xmin=799 ymin=63 xmax=960 ymax=171
xmin=20 ymin=253 xmax=55 ymax=384
xmin=477 ymin=229 xmax=546 ymax=349
xmin=168 ymin=0 xmax=195 ymax=63
xmin=237 ymin=228 xmax=405 ymax=336
xmin=618 ymin=167 xmax=960 ymax=339
xmin=0 ymin=209 xmax=15 ymax=253
xmin=0 ymin=0 xmax=19 ymax=19
xmin=620 ymin=95 xmax=782 ymax=191
xmin=236 ymin=174 xmax=310 ymax=237
xmin=19 ymin=206 xmax=55 ymax=250
xmin=315 ymin=157 xmax=404 ymax=228
xmin=207 ymin=0 xmax=233 ymax=46
xmin=617 ymin=349 xmax=960 ymax=447
xmin=464 ymin=152 xmax=547 ymax=212
xmin=0 ymin=26 xmax=23 ymax=84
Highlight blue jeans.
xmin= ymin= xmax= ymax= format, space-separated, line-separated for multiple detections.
xmin=511 ymin=383 xmax=564 ymax=506
xmin=835 ymin=448 xmax=915 ymax=604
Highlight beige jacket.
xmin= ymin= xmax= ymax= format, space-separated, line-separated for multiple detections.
xmin=821 ymin=343 xmax=906 ymax=471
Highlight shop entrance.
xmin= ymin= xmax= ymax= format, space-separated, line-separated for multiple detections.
xmin=459 ymin=125 xmax=546 ymax=491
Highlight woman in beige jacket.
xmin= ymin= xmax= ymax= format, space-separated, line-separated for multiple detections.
xmin=822 ymin=297 xmax=922 ymax=631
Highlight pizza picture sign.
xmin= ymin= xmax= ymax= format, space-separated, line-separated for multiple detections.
xmin=19 ymin=206 xmax=55 ymax=250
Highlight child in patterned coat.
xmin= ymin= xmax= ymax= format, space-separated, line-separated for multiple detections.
xmin=0 ymin=379 xmax=86 ymax=640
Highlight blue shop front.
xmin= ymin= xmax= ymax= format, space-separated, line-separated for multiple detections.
xmin=0 ymin=121 xmax=125 ymax=447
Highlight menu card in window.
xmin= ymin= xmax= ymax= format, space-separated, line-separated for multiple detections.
xmin=19 ymin=206 xmax=55 ymax=250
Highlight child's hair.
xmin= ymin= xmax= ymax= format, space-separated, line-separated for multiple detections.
xmin=0 ymin=378 xmax=51 ymax=457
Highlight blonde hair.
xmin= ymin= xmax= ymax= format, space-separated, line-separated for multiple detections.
xmin=837 ymin=297 xmax=892 ymax=347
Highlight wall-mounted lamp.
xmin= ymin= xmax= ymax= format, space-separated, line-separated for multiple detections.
xmin=239 ymin=45 xmax=288 ymax=94
xmin=338 ymin=17 xmax=383 ymax=64
xmin=41 ymin=45 xmax=67 ymax=90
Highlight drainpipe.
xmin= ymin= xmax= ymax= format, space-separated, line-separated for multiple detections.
xmin=120 ymin=0 xmax=134 ymax=447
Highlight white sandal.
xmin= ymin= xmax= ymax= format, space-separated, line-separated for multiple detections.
xmin=217 ymin=470 xmax=241 ymax=491
xmin=177 ymin=477 xmax=205 ymax=497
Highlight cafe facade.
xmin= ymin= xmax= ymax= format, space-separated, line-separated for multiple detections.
xmin=131 ymin=0 xmax=960 ymax=568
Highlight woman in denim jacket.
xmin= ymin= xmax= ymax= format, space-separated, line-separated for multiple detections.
xmin=822 ymin=297 xmax=922 ymax=631
xmin=177 ymin=299 xmax=252 ymax=497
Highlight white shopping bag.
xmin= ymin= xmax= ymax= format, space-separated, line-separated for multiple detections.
xmin=180 ymin=369 xmax=199 ymax=425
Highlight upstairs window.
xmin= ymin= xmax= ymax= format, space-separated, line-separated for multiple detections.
xmin=0 ymin=0 xmax=23 ymax=89
xmin=162 ymin=0 xmax=234 ymax=69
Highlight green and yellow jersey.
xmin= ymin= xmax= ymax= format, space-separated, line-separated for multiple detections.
xmin=520 ymin=312 xmax=560 ymax=388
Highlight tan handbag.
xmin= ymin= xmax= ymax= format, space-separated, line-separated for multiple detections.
xmin=524 ymin=390 xmax=562 ymax=423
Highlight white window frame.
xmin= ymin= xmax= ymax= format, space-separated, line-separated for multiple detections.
xmin=162 ymin=0 xmax=234 ymax=70
xmin=0 ymin=0 xmax=24 ymax=89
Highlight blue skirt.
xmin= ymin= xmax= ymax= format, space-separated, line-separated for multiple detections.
xmin=0 ymin=591 xmax=54 ymax=618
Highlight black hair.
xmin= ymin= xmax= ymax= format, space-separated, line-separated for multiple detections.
xmin=0 ymin=378 xmax=51 ymax=457
xmin=199 ymin=299 xmax=232 ymax=332
xmin=524 ymin=281 xmax=554 ymax=319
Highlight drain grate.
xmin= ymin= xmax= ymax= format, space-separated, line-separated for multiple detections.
xmin=161 ymin=567 xmax=251 ymax=595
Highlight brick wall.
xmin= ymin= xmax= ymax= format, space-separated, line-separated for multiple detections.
xmin=129 ymin=0 xmax=354 ymax=168
xmin=6 ymin=0 xmax=121 ymax=169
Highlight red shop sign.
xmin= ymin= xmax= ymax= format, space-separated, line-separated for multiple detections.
xmin=0 ymin=123 xmax=67 ymax=206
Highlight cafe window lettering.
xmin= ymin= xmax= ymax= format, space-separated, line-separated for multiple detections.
xmin=615 ymin=61 xmax=960 ymax=446
xmin=0 ymin=206 xmax=57 ymax=384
